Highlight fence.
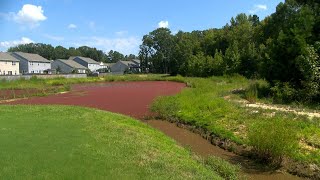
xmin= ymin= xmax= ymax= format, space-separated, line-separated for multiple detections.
xmin=0 ymin=74 xmax=87 ymax=81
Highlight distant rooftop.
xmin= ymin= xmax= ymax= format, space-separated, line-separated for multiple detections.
xmin=56 ymin=59 xmax=88 ymax=69
xmin=12 ymin=52 xmax=50 ymax=63
xmin=70 ymin=56 xmax=99 ymax=64
xmin=0 ymin=52 xmax=19 ymax=62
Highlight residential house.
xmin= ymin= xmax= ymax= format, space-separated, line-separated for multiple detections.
xmin=11 ymin=52 xmax=51 ymax=74
xmin=52 ymin=59 xmax=88 ymax=74
xmin=98 ymin=62 xmax=114 ymax=73
xmin=0 ymin=52 xmax=20 ymax=75
xmin=110 ymin=60 xmax=141 ymax=74
xmin=70 ymin=56 xmax=100 ymax=72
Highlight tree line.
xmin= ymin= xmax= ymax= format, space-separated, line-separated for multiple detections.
xmin=7 ymin=44 xmax=136 ymax=63
xmin=139 ymin=0 xmax=320 ymax=103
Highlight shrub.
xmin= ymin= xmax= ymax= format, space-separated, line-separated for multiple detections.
xmin=248 ymin=118 xmax=298 ymax=165
xmin=244 ymin=81 xmax=258 ymax=103
xmin=203 ymin=156 xmax=240 ymax=180
xmin=270 ymin=82 xmax=297 ymax=103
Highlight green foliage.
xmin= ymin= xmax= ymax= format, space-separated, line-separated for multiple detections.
xmin=248 ymin=118 xmax=299 ymax=165
xmin=139 ymin=0 xmax=320 ymax=104
xmin=203 ymin=156 xmax=241 ymax=180
xmin=244 ymin=81 xmax=258 ymax=103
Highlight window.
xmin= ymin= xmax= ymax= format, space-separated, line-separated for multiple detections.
xmin=8 ymin=71 xmax=12 ymax=75
xmin=38 ymin=63 xmax=40 ymax=66
xmin=12 ymin=62 xmax=16 ymax=66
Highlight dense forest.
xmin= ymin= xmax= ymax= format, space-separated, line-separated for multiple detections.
xmin=7 ymin=45 xmax=136 ymax=63
xmin=139 ymin=0 xmax=320 ymax=103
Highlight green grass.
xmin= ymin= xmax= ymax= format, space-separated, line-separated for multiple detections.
xmin=151 ymin=75 xmax=320 ymax=166
xmin=0 ymin=105 xmax=240 ymax=179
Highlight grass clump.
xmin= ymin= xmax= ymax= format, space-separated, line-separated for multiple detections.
xmin=203 ymin=156 xmax=241 ymax=180
xmin=248 ymin=118 xmax=299 ymax=165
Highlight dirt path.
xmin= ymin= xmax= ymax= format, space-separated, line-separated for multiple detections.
xmin=1 ymin=81 xmax=303 ymax=179
xmin=228 ymin=97 xmax=320 ymax=119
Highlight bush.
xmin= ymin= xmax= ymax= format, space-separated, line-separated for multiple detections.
xmin=248 ymin=118 xmax=298 ymax=165
xmin=203 ymin=156 xmax=240 ymax=180
xmin=270 ymin=82 xmax=297 ymax=103
xmin=244 ymin=81 xmax=258 ymax=103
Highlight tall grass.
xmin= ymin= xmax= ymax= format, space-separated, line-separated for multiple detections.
xmin=248 ymin=118 xmax=298 ymax=165
xmin=151 ymin=75 xmax=320 ymax=166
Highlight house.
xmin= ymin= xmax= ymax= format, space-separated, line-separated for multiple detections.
xmin=110 ymin=60 xmax=141 ymax=74
xmin=98 ymin=62 xmax=114 ymax=73
xmin=11 ymin=52 xmax=51 ymax=74
xmin=70 ymin=56 xmax=100 ymax=72
xmin=0 ymin=52 xmax=20 ymax=75
xmin=52 ymin=59 xmax=88 ymax=74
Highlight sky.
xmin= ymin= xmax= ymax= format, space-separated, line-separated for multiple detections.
xmin=0 ymin=0 xmax=284 ymax=55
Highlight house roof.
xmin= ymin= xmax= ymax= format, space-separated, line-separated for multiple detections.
xmin=120 ymin=60 xmax=140 ymax=67
xmin=12 ymin=52 xmax=50 ymax=63
xmin=106 ymin=63 xmax=115 ymax=67
xmin=71 ymin=56 xmax=99 ymax=64
xmin=56 ymin=59 xmax=88 ymax=69
xmin=0 ymin=52 xmax=19 ymax=62
xmin=131 ymin=59 xmax=141 ymax=64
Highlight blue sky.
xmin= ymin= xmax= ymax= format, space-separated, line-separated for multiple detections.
xmin=0 ymin=0 xmax=283 ymax=55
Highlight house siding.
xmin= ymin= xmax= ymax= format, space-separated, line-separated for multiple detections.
xmin=52 ymin=60 xmax=73 ymax=74
xmin=0 ymin=61 xmax=20 ymax=75
xmin=73 ymin=57 xmax=100 ymax=72
xmin=28 ymin=61 xmax=51 ymax=74
xmin=110 ymin=61 xmax=128 ymax=73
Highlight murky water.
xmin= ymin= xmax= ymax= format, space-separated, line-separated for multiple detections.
xmin=146 ymin=120 xmax=303 ymax=180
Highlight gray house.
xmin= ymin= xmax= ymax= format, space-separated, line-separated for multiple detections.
xmin=52 ymin=59 xmax=88 ymax=74
xmin=70 ymin=56 xmax=100 ymax=72
xmin=110 ymin=60 xmax=141 ymax=74
xmin=11 ymin=52 xmax=51 ymax=74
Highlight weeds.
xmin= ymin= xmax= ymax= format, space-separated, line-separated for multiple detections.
xmin=203 ymin=156 xmax=241 ymax=180
xmin=248 ymin=118 xmax=298 ymax=165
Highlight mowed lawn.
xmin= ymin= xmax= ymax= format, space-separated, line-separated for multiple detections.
xmin=0 ymin=105 xmax=223 ymax=179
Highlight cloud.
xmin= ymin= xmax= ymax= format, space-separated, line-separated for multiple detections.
xmin=0 ymin=37 xmax=34 ymax=49
xmin=74 ymin=36 xmax=141 ymax=55
xmin=158 ymin=20 xmax=169 ymax=28
xmin=249 ymin=4 xmax=268 ymax=14
xmin=43 ymin=34 xmax=64 ymax=41
xmin=115 ymin=31 xmax=128 ymax=36
xmin=68 ymin=23 xmax=77 ymax=29
xmin=12 ymin=4 xmax=47 ymax=28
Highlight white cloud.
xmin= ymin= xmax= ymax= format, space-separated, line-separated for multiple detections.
xmin=43 ymin=34 xmax=64 ymax=41
xmin=68 ymin=23 xmax=77 ymax=29
xmin=0 ymin=37 xmax=34 ymax=49
xmin=115 ymin=31 xmax=128 ymax=36
xmin=249 ymin=4 xmax=268 ymax=14
xmin=158 ymin=20 xmax=169 ymax=28
xmin=74 ymin=36 xmax=140 ymax=55
xmin=12 ymin=4 xmax=47 ymax=28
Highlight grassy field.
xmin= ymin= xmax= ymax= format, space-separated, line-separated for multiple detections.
xmin=0 ymin=105 xmax=240 ymax=179
xmin=151 ymin=75 xmax=320 ymax=167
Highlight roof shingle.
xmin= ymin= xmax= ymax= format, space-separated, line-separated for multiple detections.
xmin=0 ymin=52 xmax=19 ymax=62
xmin=12 ymin=52 xmax=50 ymax=63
